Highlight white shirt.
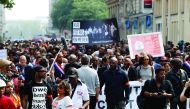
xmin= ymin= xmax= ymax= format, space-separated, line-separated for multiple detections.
xmin=52 ymin=96 xmax=73 ymax=109
xmin=72 ymin=80 xmax=89 ymax=109
xmin=77 ymin=66 xmax=100 ymax=96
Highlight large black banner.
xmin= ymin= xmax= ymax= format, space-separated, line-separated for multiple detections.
xmin=71 ymin=18 xmax=120 ymax=45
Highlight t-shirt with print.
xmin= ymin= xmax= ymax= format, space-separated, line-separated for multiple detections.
xmin=23 ymin=81 xmax=52 ymax=109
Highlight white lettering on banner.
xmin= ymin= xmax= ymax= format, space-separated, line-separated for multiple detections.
xmin=73 ymin=22 xmax=80 ymax=28
xmin=72 ymin=36 xmax=89 ymax=43
xmin=73 ymin=29 xmax=85 ymax=36
xmin=32 ymin=87 xmax=47 ymax=109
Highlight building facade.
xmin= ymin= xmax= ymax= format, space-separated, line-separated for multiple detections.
xmin=153 ymin=0 xmax=190 ymax=45
xmin=106 ymin=0 xmax=153 ymax=41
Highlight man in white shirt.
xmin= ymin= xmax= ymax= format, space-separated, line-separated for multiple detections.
xmin=67 ymin=67 xmax=89 ymax=109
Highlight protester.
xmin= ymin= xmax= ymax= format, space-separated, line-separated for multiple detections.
xmin=102 ymin=57 xmax=130 ymax=109
xmin=122 ymin=57 xmax=140 ymax=81
xmin=166 ymin=58 xmax=189 ymax=109
xmin=77 ymin=54 xmax=100 ymax=109
xmin=64 ymin=54 xmax=81 ymax=75
xmin=0 ymin=79 xmax=16 ymax=109
xmin=0 ymin=59 xmax=12 ymax=82
xmin=97 ymin=56 xmax=110 ymax=89
xmin=52 ymin=80 xmax=73 ymax=109
xmin=23 ymin=65 xmax=53 ymax=109
xmin=180 ymin=80 xmax=190 ymax=102
xmin=5 ymin=81 xmax=23 ymax=109
xmin=140 ymin=67 xmax=174 ymax=109
xmin=52 ymin=53 xmax=66 ymax=80
xmin=136 ymin=55 xmax=154 ymax=80
xmin=163 ymin=62 xmax=171 ymax=75
xmin=67 ymin=67 xmax=90 ymax=109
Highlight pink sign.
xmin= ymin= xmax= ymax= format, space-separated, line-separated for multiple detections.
xmin=127 ymin=32 xmax=165 ymax=59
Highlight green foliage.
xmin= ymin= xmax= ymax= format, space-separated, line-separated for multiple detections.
xmin=0 ymin=0 xmax=15 ymax=8
xmin=51 ymin=0 xmax=108 ymax=32
xmin=51 ymin=0 xmax=73 ymax=32
xmin=71 ymin=0 xmax=108 ymax=20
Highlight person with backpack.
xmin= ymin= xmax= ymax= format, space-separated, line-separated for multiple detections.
xmin=140 ymin=67 xmax=174 ymax=109
xmin=166 ymin=58 xmax=189 ymax=109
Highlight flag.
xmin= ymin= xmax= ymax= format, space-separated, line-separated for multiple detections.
xmin=146 ymin=16 xmax=151 ymax=28
xmin=125 ymin=20 xmax=130 ymax=29
xmin=134 ymin=19 xmax=138 ymax=29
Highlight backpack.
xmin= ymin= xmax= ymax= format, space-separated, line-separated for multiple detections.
xmin=136 ymin=94 xmax=145 ymax=109
xmin=136 ymin=80 xmax=152 ymax=109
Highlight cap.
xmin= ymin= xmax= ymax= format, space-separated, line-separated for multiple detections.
xmin=0 ymin=59 xmax=11 ymax=67
xmin=67 ymin=67 xmax=78 ymax=78
xmin=0 ymin=79 xmax=6 ymax=87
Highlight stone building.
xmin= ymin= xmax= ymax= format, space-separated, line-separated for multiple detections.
xmin=153 ymin=0 xmax=190 ymax=44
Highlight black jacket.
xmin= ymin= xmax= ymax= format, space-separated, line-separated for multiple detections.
xmin=122 ymin=66 xmax=140 ymax=81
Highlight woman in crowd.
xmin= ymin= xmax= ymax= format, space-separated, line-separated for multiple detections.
xmin=4 ymin=81 xmax=22 ymax=109
xmin=136 ymin=55 xmax=154 ymax=80
xmin=52 ymin=80 xmax=73 ymax=109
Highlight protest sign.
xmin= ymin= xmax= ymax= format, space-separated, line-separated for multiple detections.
xmin=127 ymin=32 xmax=165 ymax=59
xmin=72 ymin=18 xmax=120 ymax=44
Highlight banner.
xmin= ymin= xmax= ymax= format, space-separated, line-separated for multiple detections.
xmin=72 ymin=18 xmax=120 ymax=44
xmin=96 ymin=80 xmax=189 ymax=109
xmin=125 ymin=20 xmax=130 ymax=29
xmin=0 ymin=49 xmax=7 ymax=59
xmin=127 ymin=32 xmax=165 ymax=59
xmin=96 ymin=81 xmax=145 ymax=109
xmin=146 ymin=16 xmax=151 ymax=28
xmin=134 ymin=19 xmax=138 ymax=29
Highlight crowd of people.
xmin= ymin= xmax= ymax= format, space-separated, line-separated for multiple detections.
xmin=0 ymin=39 xmax=190 ymax=109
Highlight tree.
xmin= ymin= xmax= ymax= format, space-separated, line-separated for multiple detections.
xmin=0 ymin=0 xmax=15 ymax=8
xmin=71 ymin=0 xmax=108 ymax=20
xmin=51 ymin=0 xmax=108 ymax=32
xmin=51 ymin=0 xmax=74 ymax=32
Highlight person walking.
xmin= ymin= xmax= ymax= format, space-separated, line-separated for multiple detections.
xmin=102 ymin=57 xmax=130 ymax=109
xmin=77 ymin=55 xmax=100 ymax=109
xmin=23 ymin=65 xmax=53 ymax=109
xmin=140 ymin=67 xmax=174 ymax=109
xmin=67 ymin=67 xmax=89 ymax=109
xmin=166 ymin=58 xmax=189 ymax=109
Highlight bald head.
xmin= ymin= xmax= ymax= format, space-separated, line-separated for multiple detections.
xmin=124 ymin=57 xmax=132 ymax=68
xmin=19 ymin=55 xmax=27 ymax=66
xmin=110 ymin=57 xmax=118 ymax=70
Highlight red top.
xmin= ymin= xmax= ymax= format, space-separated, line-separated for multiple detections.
xmin=0 ymin=95 xmax=16 ymax=109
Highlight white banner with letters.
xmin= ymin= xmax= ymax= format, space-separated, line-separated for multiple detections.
xmin=96 ymin=81 xmax=145 ymax=109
